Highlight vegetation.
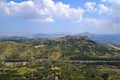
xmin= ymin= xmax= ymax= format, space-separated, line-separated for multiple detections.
xmin=0 ymin=35 xmax=120 ymax=80
xmin=0 ymin=35 xmax=120 ymax=60
xmin=0 ymin=60 xmax=120 ymax=80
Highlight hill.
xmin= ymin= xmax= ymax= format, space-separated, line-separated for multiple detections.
xmin=81 ymin=32 xmax=120 ymax=46
xmin=0 ymin=35 xmax=120 ymax=60
xmin=1 ymin=33 xmax=120 ymax=46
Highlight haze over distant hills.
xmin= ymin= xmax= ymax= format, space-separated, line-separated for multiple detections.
xmin=81 ymin=32 xmax=120 ymax=46
xmin=0 ymin=35 xmax=120 ymax=60
xmin=0 ymin=32 xmax=120 ymax=45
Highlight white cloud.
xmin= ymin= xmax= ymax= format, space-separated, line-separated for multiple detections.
xmin=83 ymin=0 xmax=120 ymax=34
xmin=83 ymin=18 xmax=120 ymax=34
xmin=101 ymin=0 xmax=120 ymax=17
xmin=55 ymin=2 xmax=84 ymax=22
xmin=84 ymin=18 xmax=111 ymax=28
xmin=84 ymin=0 xmax=120 ymax=33
xmin=29 ymin=17 xmax=54 ymax=23
xmin=85 ymin=2 xmax=96 ymax=12
xmin=102 ymin=0 xmax=120 ymax=5
xmin=0 ymin=0 xmax=84 ymax=22
xmin=98 ymin=4 xmax=110 ymax=14
xmin=85 ymin=2 xmax=110 ymax=15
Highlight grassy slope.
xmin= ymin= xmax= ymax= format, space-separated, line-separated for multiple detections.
xmin=0 ymin=61 xmax=120 ymax=80
xmin=0 ymin=35 xmax=120 ymax=60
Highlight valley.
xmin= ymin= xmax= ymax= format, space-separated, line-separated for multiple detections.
xmin=0 ymin=35 xmax=120 ymax=80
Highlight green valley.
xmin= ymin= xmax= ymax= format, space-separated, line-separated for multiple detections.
xmin=0 ymin=35 xmax=120 ymax=80
xmin=0 ymin=35 xmax=120 ymax=60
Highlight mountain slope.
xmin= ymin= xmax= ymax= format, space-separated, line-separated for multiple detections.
xmin=0 ymin=35 xmax=120 ymax=60
xmin=49 ymin=35 xmax=120 ymax=60
xmin=81 ymin=32 xmax=120 ymax=45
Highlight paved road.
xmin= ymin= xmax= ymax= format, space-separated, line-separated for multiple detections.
xmin=35 ymin=59 xmax=120 ymax=63
xmin=2 ymin=59 xmax=120 ymax=63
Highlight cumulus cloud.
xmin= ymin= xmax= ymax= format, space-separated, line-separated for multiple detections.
xmin=101 ymin=0 xmax=120 ymax=17
xmin=85 ymin=2 xmax=110 ymax=14
xmin=83 ymin=0 xmax=120 ymax=33
xmin=84 ymin=18 xmax=111 ymax=28
xmin=83 ymin=18 xmax=120 ymax=34
xmin=0 ymin=0 xmax=84 ymax=22
xmin=102 ymin=0 xmax=120 ymax=5
xmin=85 ymin=2 xmax=96 ymax=12
xmin=101 ymin=0 xmax=120 ymax=27
xmin=98 ymin=4 xmax=110 ymax=14
xmin=55 ymin=2 xmax=84 ymax=22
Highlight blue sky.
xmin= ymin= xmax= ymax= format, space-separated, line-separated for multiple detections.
xmin=0 ymin=0 xmax=120 ymax=36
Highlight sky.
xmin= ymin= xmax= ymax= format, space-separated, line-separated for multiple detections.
xmin=0 ymin=0 xmax=120 ymax=35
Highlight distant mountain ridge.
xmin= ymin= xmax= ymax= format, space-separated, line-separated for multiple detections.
xmin=0 ymin=33 xmax=68 ymax=38
xmin=81 ymin=32 xmax=120 ymax=45
xmin=0 ymin=32 xmax=120 ymax=45
xmin=0 ymin=35 xmax=120 ymax=60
